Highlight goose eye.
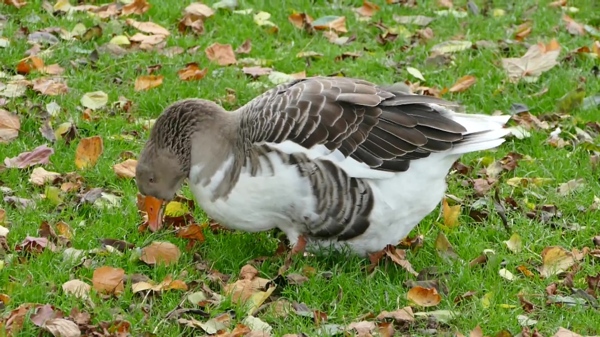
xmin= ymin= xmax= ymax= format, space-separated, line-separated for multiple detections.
xmin=149 ymin=177 xmax=155 ymax=183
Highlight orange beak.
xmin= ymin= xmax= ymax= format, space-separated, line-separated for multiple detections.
xmin=144 ymin=196 xmax=165 ymax=232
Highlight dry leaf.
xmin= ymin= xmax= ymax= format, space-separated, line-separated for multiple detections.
xmin=113 ymin=159 xmax=137 ymax=178
xmin=80 ymin=91 xmax=108 ymax=110
xmin=355 ymin=1 xmax=380 ymax=17
xmin=449 ymin=75 xmax=477 ymax=93
xmin=205 ymin=43 xmax=237 ymax=66
xmin=129 ymin=32 xmax=166 ymax=45
xmin=558 ymin=178 xmax=585 ymax=196
xmin=92 ymin=266 xmax=125 ymax=295
xmin=177 ymin=224 xmax=206 ymax=250
xmin=502 ymin=39 xmax=561 ymax=82
xmin=435 ymin=231 xmax=459 ymax=259
xmin=177 ymin=62 xmax=208 ymax=81
xmin=376 ymin=306 xmax=415 ymax=322
xmin=140 ymin=241 xmax=181 ymax=266
xmin=75 ymin=136 xmax=103 ymax=169
xmin=29 ymin=167 xmax=61 ymax=186
xmin=562 ymin=14 xmax=585 ymax=36
xmin=32 ymin=78 xmax=69 ymax=96
xmin=4 ymin=144 xmax=54 ymax=168
xmin=407 ymin=286 xmax=441 ymax=307
xmin=62 ymin=279 xmax=91 ymax=299
xmin=121 ymin=0 xmax=151 ymax=16
xmin=442 ymin=198 xmax=461 ymax=228
xmin=504 ymin=233 xmax=522 ymax=253
xmin=235 ymin=39 xmax=252 ymax=54
xmin=0 ymin=109 xmax=20 ymax=143
xmin=288 ymin=12 xmax=313 ymax=29
xmin=185 ymin=3 xmax=214 ymax=18
xmin=44 ymin=318 xmax=81 ymax=337
xmin=134 ymin=75 xmax=163 ymax=91
xmin=384 ymin=246 xmax=418 ymax=276
xmin=514 ymin=22 xmax=533 ymax=41
xmin=125 ymin=19 xmax=170 ymax=36
xmin=312 ymin=16 xmax=347 ymax=33
xmin=431 ymin=40 xmax=472 ymax=54
xmin=539 ymin=246 xmax=576 ymax=278
xmin=242 ymin=66 xmax=272 ymax=77
xmin=132 ymin=275 xmax=188 ymax=293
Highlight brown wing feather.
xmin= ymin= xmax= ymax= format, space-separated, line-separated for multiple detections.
xmin=238 ymin=76 xmax=468 ymax=173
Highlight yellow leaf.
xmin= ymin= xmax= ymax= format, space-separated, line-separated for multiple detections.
xmin=407 ymin=286 xmax=441 ymax=307
xmin=503 ymin=233 xmax=522 ymax=253
xmin=74 ymin=136 xmax=103 ymax=169
xmin=539 ymin=246 xmax=575 ymax=278
xmin=164 ymin=201 xmax=188 ymax=217
xmin=109 ymin=35 xmax=131 ymax=45
xmin=442 ymin=198 xmax=461 ymax=229
xmin=481 ymin=292 xmax=493 ymax=308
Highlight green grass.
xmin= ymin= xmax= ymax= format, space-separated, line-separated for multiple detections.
xmin=1 ymin=0 xmax=600 ymax=336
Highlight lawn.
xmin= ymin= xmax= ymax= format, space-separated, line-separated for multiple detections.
xmin=1 ymin=0 xmax=600 ymax=336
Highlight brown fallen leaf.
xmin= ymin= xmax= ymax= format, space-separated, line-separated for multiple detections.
xmin=178 ymin=13 xmax=206 ymax=35
xmin=407 ymin=286 xmax=441 ymax=307
xmin=558 ymin=178 xmax=585 ymax=196
xmin=132 ymin=275 xmax=188 ymax=293
xmin=16 ymin=236 xmax=48 ymax=253
xmin=121 ymin=0 xmax=151 ymax=16
xmin=75 ymin=136 xmax=103 ymax=169
xmin=384 ymin=245 xmax=418 ymax=276
xmin=235 ymin=39 xmax=252 ymax=54
xmin=288 ymin=12 xmax=313 ymax=30
xmin=140 ymin=241 xmax=181 ymax=266
xmin=125 ymin=18 xmax=170 ymax=36
xmin=29 ymin=167 xmax=61 ymax=186
xmin=185 ymin=2 xmax=214 ymax=18
xmin=242 ymin=66 xmax=272 ymax=77
xmin=4 ymin=0 xmax=27 ymax=8
xmin=0 ymin=109 xmax=20 ymax=143
xmin=448 ymin=75 xmax=477 ymax=93
xmin=4 ymin=144 xmax=54 ymax=168
xmin=177 ymin=62 xmax=208 ymax=81
xmin=62 ymin=279 xmax=92 ymax=299
xmin=113 ymin=158 xmax=137 ymax=178
xmin=205 ymin=43 xmax=237 ymax=66
xmin=435 ymin=231 xmax=459 ymax=260
xmin=92 ymin=266 xmax=125 ymax=295
xmin=539 ymin=246 xmax=576 ymax=278
xmin=134 ymin=75 xmax=164 ymax=91
xmin=224 ymin=264 xmax=271 ymax=303
xmin=129 ymin=32 xmax=167 ymax=46
xmin=562 ymin=14 xmax=585 ymax=36
xmin=355 ymin=1 xmax=380 ymax=17
xmin=514 ymin=21 xmax=533 ymax=41
xmin=376 ymin=306 xmax=415 ymax=322
xmin=32 ymin=78 xmax=69 ymax=96
xmin=501 ymin=39 xmax=561 ymax=82
xmin=438 ymin=0 xmax=453 ymax=7
xmin=177 ymin=224 xmax=206 ymax=250
xmin=312 ymin=16 xmax=347 ymax=33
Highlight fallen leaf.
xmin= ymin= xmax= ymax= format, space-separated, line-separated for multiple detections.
xmin=406 ymin=67 xmax=426 ymax=81
xmin=125 ymin=19 xmax=170 ymax=36
xmin=504 ymin=233 xmax=523 ymax=253
xmin=253 ymin=11 xmax=279 ymax=33
xmin=129 ymin=32 xmax=167 ymax=45
xmin=376 ymin=306 xmax=415 ymax=322
xmin=134 ymin=75 xmax=163 ymax=91
xmin=132 ymin=275 xmax=188 ymax=293
xmin=62 ymin=279 xmax=91 ymax=299
xmin=113 ymin=159 xmax=137 ymax=178
xmin=0 ymin=109 xmax=20 ymax=143
xmin=558 ymin=178 xmax=585 ymax=196
xmin=435 ymin=231 xmax=459 ymax=259
xmin=177 ymin=224 xmax=206 ymax=250
xmin=514 ymin=22 xmax=533 ymax=41
xmin=44 ymin=318 xmax=81 ymax=337
xmin=205 ymin=43 xmax=237 ymax=66
xmin=431 ymin=40 xmax=472 ymax=54
xmin=32 ymin=78 xmax=69 ymax=96
xmin=502 ymin=39 xmax=561 ymax=82
xmin=140 ymin=241 xmax=181 ymax=266
xmin=384 ymin=245 xmax=418 ymax=276
xmin=442 ymin=198 xmax=461 ymax=228
xmin=177 ymin=62 xmax=208 ymax=81
xmin=539 ymin=246 xmax=577 ymax=278
xmin=242 ymin=66 xmax=272 ymax=77
xmin=407 ymin=286 xmax=442 ymax=307
xmin=355 ymin=1 xmax=380 ymax=17
xmin=288 ymin=12 xmax=313 ymax=30
xmin=80 ymin=91 xmax=108 ymax=110
xmin=562 ymin=14 xmax=585 ymax=36
xmin=499 ymin=268 xmax=515 ymax=281
xmin=29 ymin=167 xmax=61 ymax=186
xmin=121 ymin=0 xmax=151 ymax=16
xmin=74 ymin=136 xmax=103 ymax=169
xmin=449 ymin=75 xmax=477 ymax=93
xmin=4 ymin=144 xmax=54 ymax=168
xmin=185 ymin=3 xmax=214 ymax=18
xmin=268 ymin=71 xmax=306 ymax=85
xmin=92 ymin=266 xmax=125 ymax=295
xmin=235 ymin=39 xmax=252 ymax=54
xmin=312 ymin=16 xmax=347 ymax=33
xmin=394 ymin=15 xmax=434 ymax=26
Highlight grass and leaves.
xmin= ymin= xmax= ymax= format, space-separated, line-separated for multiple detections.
xmin=1 ymin=0 xmax=600 ymax=336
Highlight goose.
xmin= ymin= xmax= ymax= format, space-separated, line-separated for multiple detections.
xmin=135 ymin=76 xmax=511 ymax=259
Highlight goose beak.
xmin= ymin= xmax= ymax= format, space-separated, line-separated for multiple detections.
xmin=144 ymin=196 xmax=165 ymax=232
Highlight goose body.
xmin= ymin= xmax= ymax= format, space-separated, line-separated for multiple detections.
xmin=136 ymin=77 xmax=511 ymax=257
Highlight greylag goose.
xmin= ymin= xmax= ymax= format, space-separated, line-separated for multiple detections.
xmin=135 ymin=76 xmax=511 ymax=257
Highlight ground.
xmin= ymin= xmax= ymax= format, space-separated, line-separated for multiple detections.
xmin=1 ymin=0 xmax=600 ymax=336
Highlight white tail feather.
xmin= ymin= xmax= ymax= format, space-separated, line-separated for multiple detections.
xmin=446 ymin=113 xmax=512 ymax=155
